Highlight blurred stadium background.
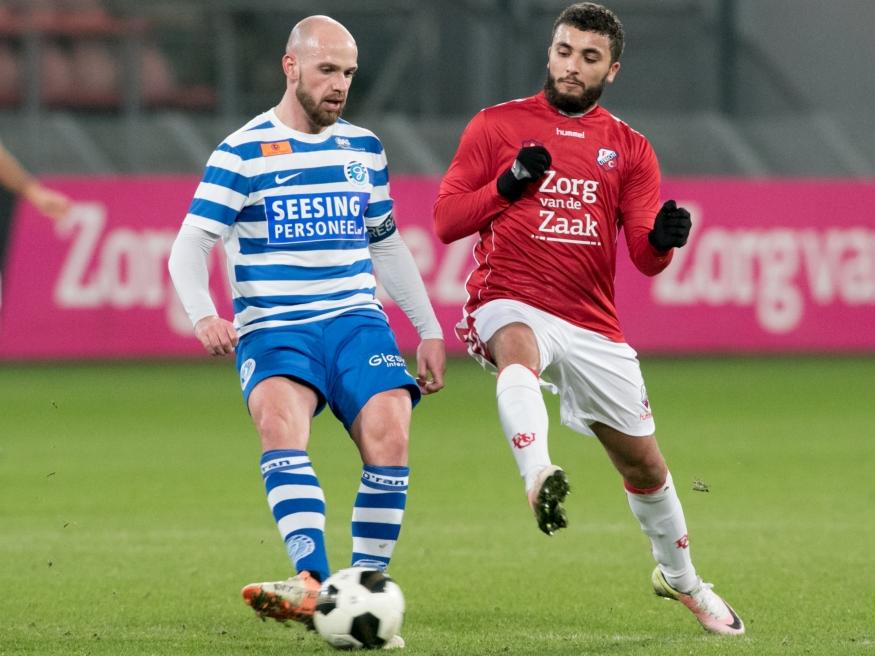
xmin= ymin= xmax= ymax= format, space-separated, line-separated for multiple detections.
xmin=1 ymin=0 xmax=874 ymax=176
xmin=1 ymin=2 xmax=874 ymax=655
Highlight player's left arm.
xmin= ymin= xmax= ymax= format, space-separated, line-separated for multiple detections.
xmin=368 ymin=219 xmax=445 ymax=395
xmin=0 ymin=141 xmax=71 ymax=221
xmin=619 ymin=139 xmax=685 ymax=276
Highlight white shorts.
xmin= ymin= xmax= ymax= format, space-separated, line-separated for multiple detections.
xmin=458 ymin=299 xmax=655 ymax=438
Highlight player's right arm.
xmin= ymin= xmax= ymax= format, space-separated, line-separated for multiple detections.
xmin=168 ymin=224 xmax=237 ymax=356
xmin=168 ymin=142 xmax=249 ymax=356
xmin=433 ymin=111 xmax=511 ymax=243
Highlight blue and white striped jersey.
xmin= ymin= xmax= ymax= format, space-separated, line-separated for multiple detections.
xmin=183 ymin=109 xmax=396 ymax=337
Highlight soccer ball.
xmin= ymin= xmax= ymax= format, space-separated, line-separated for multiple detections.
xmin=313 ymin=567 xmax=405 ymax=650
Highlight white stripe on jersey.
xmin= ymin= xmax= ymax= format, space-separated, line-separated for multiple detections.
xmin=233 ymin=272 xmax=378 ymax=301
xmin=237 ymin=304 xmax=383 ymax=338
xmin=183 ymin=110 xmax=393 ymax=334
xmin=236 ymin=292 xmax=381 ymax=327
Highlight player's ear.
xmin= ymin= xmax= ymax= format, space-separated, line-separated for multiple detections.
xmin=606 ymin=60 xmax=621 ymax=84
xmin=282 ymin=53 xmax=298 ymax=81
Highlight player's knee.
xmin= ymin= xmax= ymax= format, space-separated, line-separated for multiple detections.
xmin=623 ymin=458 xmax=667 ymax=490
xmin=253 ymin=408 xmax=308 ymax=450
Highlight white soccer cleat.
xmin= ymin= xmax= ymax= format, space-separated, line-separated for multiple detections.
xmin=526 ymin=465 xmax=570 ymax=535
xmin=651 ymin=567 xmax=745 ymax=635
xmin=241 ymin=571 xmax=320 ymax=625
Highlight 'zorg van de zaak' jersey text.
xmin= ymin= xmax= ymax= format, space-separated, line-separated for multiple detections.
xmin=183 ymin=110 xmax=395 ymax=336
xmin=435 ymin=92 xmax=673 ymax=342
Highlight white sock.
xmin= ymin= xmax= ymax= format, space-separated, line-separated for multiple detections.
xmin=625 ymin=472 xmax=698 ymax=592
xmin=496 ymin=364 xmax=551 ymax=492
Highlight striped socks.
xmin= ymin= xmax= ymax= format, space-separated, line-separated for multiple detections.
xmin=260 ymin=449 xmax=330 ymax=582
xmin=350 ymin=465 xmax=409 ymax=570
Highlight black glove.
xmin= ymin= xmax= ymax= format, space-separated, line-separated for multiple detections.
xmin=648 ymin=200 xmax=691 ymax=251
xmin=496 ymin=146 xmax=552 ymax=201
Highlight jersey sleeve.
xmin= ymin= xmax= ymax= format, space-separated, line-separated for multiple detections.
xmin=365 ymin=140 xmax=394 ymax=229
xmin=183 ymin=143 xmax=251 ymax=237
xmin=433 ymin=110 xmax=511 ymax=243
xmin=619 ymin=137 xmax=673 ymax=276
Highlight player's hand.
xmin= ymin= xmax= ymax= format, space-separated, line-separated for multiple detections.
xmin=497 ymin=145 xmax=552 ymax=201
xmin=648 ymin=200 xmax=692 ymax=251
xmin=194 ymin=315 xmax=238 ymax=356
xmin=23 ymin=182 xmax=72 ymax=222
xmin=415 ymin=338 xmax=446 ymax=395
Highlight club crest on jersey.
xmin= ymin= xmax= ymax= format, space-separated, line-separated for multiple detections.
xmin=344 ymin=160 xmax=369 ymax=187
xmin=597 ymin=148 xmax=618 ymax=168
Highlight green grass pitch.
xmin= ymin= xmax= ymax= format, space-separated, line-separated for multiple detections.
xmin=1 ymin=356 xmax=873 ymax=655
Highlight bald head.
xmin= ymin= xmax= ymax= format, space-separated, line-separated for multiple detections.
xmin=286 ymin=15 xmax=356 ymax=55
xmin=278 ymin=15 xmax=358 ymax=132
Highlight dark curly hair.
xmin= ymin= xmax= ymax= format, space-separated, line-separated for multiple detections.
xmin=552 ymin=2 xmax=625 ymax=62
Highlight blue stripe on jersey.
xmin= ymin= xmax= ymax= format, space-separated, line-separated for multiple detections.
xmin=370 ymin=167 xmax=388 ymax=187
xmin=252 ymin=165 xmax=386 ymax=191
xmin=233 ymin=288 xmax=376 ymax=314
xmin=350 ymin=521 xmax=401 ymax=541
xmin=237 ymin=205 xmax=265 ymax=223
xmin=239 ymin=237 xmax=369 ymax=254
xmin=365 ymin=200 xmax=392 ymax=218
xmin=246 ymin=120 xmax=274 ymax=131
xmin=202 ymin=165 xmax=249 ymax=196
xmin=188 ymin=198 xmax=240 ymax=225
xmin=235 ymin=258 xmax=373 ymax=282
xmin=245 ymin=302 xmax=378 ymax=326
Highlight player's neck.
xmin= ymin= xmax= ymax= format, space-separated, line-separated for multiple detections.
xmin=273 ymin=93 xmax=332 ymax=135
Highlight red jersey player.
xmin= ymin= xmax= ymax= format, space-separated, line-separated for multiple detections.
xmin=434 ymin=2 xmax=744 ymax=637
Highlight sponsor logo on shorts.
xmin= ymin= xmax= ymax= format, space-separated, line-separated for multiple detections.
xmin=640 ymin=384 xmax=653 ymax=420
xmin=511 ymin=432 xmax=536 ymax=449
xmin=368 ymin=353 xmax=407 ymax=368
xmin=286 ymin=534 xmax=316 ymax=562
xmin=344 ymin=160 xmax=369 ymax=187
xmin=240 ymin=358 xmax=256 ymax=389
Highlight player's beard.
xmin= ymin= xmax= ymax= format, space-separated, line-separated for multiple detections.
xmin=543 ymin=71 xmax=606 ymax=114
xmin=296 ymin=81 xmax=346 ymax=128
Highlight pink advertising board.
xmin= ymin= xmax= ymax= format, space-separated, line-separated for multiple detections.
xmin=1 ymin=176 xmax=873 ymax=359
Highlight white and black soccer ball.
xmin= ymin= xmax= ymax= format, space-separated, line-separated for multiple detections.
xmin=313 ymin=567 xmax=405 ymax=650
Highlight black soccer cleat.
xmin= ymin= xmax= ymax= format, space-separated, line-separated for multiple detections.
xmin=527 ymin=466 xmax=570 ymax=536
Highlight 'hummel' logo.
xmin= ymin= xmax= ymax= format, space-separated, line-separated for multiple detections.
xmin=275 ymin=172 xmax=302 ymax=185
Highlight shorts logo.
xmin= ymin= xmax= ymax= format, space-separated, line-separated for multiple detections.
xmin=368 ymin=353 xmax=407 ymax=368
xmin=511 ymin=432 xmax=536 ymax=449
xmin=344 ymin=160 xmax=369 ymax=187
xmin=639 ymin=385 xmax=653 ymax=421
xmin=240 ymin=358 xmax=256 ymax=389
xmin=597 ymin=148 xmax=618 ymax=168
xmin=286 ymin=534 xmax=316 ymax=563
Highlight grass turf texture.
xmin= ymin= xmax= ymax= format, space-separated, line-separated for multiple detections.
xmin=1 ymin=356 xmax=873 ymax=655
